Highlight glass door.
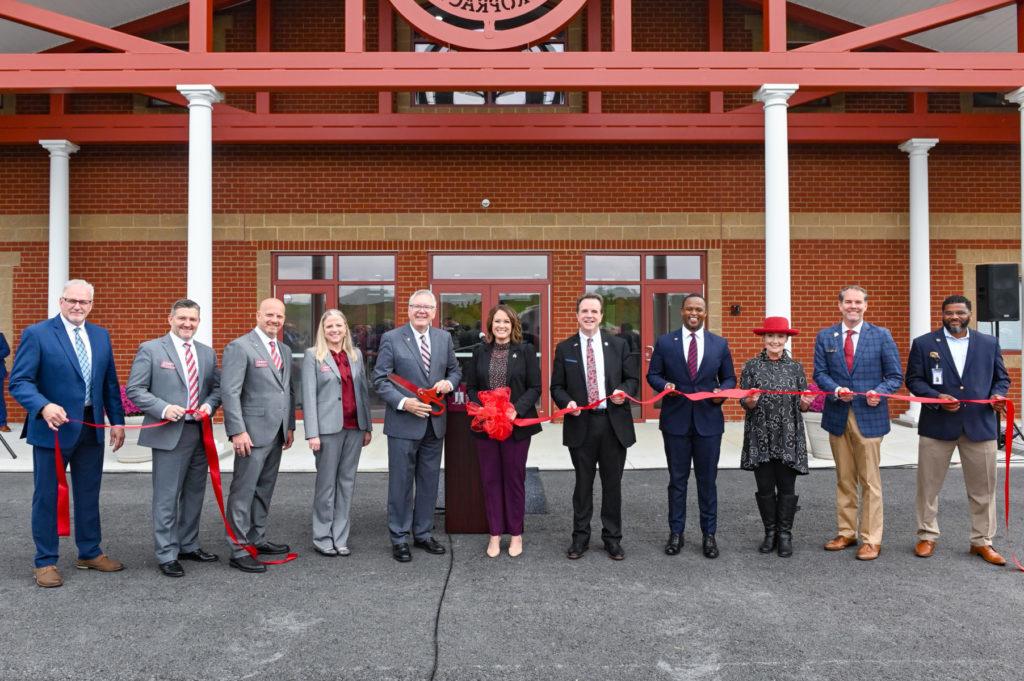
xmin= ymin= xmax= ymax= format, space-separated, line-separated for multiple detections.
xmin=641 ymin=281 xmax=704 ymax=420
xmin=278 ymin=285 xmax=332 ymax=415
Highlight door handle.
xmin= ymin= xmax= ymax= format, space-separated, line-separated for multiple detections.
xmin=643 ymin=345 xmax=654 ymax=362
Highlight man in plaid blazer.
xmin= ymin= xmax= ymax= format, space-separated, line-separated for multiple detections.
xmin=813 ymin=285 xmax=903 ymax=561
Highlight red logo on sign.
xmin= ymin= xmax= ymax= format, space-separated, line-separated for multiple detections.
xmin=390 ymin=0 xmax=587 ymax=51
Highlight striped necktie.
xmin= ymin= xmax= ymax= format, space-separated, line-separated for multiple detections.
xmin=183 ymin=342 xmax=200 ymax=411
xmin=73 ymin=326 xmax=91 ymax=405
xmin=419 ymin=333 xmax=431 ymax=375
xmin=269 ymin=340 xmax=283 ymax=372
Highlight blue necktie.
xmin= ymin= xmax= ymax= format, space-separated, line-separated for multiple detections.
xmin=73 ymin=326 xmax=92 ymax=405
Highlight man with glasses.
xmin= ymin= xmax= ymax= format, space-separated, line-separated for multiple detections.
xmin=10 ymin=279 xmax=126 ymax=588
xmin=373 ymin=290 xmax=460 ymax=563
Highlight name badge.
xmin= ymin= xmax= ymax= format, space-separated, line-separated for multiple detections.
xmin=254 ymin=359 xmax=269 ymax=368
xmin=931 ymin=368 xmax=943 ymax=385
xmin=160 ymin=360 xmax=175 ymax=370
xmin=320 ymin=364 xmax=332 ymax=373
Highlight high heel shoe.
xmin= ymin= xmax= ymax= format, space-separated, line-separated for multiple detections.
xmin=486 ymin=536 xmax=501 ymax=558
xmin=508 ymin=535 xmax=523 ymax=557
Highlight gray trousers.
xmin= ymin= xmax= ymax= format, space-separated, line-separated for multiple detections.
xmin=152 ymin=422 xmax=208 ymax=563
xmin=387 ymin=424 xmax=443 ymax=545
xmin=312 ymin=429 xmax=364 ymax=551
xmin=226 ymin=432 xmax=283 ymax=559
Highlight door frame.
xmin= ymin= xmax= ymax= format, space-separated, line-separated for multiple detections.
xmin=640 ymin=280 xmax=704 ymax=420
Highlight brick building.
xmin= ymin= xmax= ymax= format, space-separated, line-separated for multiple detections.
xmin=1 ymin=0 xmax=1022 ymax=423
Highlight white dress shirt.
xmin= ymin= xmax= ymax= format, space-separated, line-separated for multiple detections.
xmin=682 ymin=326 xmax=705 ymax=372
xmin=579 ymin=330 xmax=607 ymax=408
xmin=944 ymin=328 xmax=970 ymax=377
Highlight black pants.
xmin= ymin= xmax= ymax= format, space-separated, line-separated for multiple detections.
xmin=568 ymin=410 xmax=626 ymax=544
xmin=753 ymin=460 xmax=798 ymax=496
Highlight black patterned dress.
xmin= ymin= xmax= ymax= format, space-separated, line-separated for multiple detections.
xmin=739 ymin=350 xmax=809 ymax=474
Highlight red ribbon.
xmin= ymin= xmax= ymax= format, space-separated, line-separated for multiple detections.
xmin=388 ymin=372 xmax=446 ymax=415
xmin=466 ymin=386 xmax=516 ymax=441
xmin=53 ymin=412 xmax=297 ymax=565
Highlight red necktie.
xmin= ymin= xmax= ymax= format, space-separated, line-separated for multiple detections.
xmin=183 ymin=342 xmax=199 ymax=411
xmin=687 ymin=333 xmax=698 ymax=381
xmin=269 ymin=340 xmax=283 ymax=371
xmin=844 ymin=329 xmax=855 ymax=372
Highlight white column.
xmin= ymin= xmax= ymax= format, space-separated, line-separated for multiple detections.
xmin=177 ymin=84 xmax=223 ymax=347
xmin=754 ymin=84 xmax=798 ymax=322
xmin=39 ymin=140 xmax=79 ymax=317
xmin=1007 ymin=88 xmax=1024 ymax=403
xmin=898 ymin=138 xmax=938 ymax=424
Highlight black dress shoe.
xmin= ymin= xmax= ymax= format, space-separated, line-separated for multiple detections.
xmin=178 ymin=548 xmax=219 ymax=563
xmin=159 ymin=560 xmax=184 ymax=577
xmin=604 ymin=541 xmax=625 ymax=561
xmin=229 ymin=556 xmax=267 ymax=573
xmin=253 ymin=541 xmax=290 ymax=555
xmin=392 ymin=543 xmax=412 ymax=563
xmin=413 ymin=537 xmax=446 ymax=555
xmin=664 ymin=533 xmax=683 ymax=556
xmin=702 ymin=534 xmax=719 ymax=559
xmin=566 ymin=542 xmax=588 ymax=560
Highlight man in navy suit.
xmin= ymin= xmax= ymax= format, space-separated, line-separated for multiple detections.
xmin=813 ymin=285 xmax=903 ymax=561
xmin=905 ymin=295 xmax=1010 ymax=566
xmin=647 ymin=294 xmax=736 ymax=559
xmin=0 ymin=328 xmax=10 ymax=431
xmin=9 ymin=280 xmax=126 ymax=588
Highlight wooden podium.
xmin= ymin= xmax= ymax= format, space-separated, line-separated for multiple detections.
xmin=444 ymin=394 xmax=489 ymax=534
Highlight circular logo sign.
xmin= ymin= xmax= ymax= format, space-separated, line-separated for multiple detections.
xmin=390 ymin=0 xmax=587 ymax=51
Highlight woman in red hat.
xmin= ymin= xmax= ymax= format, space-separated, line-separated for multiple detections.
xmin=737 ymin=317 xmax=814 ymax=557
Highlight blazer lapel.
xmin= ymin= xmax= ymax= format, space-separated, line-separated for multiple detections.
xmin=161 ymin=335 xmax=187 ymax=387
xmin=249 ymin=331 xmax=284 ymax=388
xmin=933 ymin=330 xmax=964 ymax=385
xmin=572 ymin=336 xmax=586 ymax=384
xmin=961 ymin=332 xmax=976 ymax=380
xmin=325 ymin=352 xmax=342 ymax=381
xmin=51 ymin=316 xmax=85 ymax=383
xmin=849 ymin=323 xmax=869 ymax=375
xmin=600 ymin=331 xmax=616 ymax=392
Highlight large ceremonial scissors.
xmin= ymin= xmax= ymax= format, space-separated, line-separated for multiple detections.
xmin=388 ymin=373 xmax=446 ymax=415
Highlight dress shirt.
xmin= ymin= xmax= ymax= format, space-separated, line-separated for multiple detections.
xmin=60 ymin=314 xmax=91 ymax=364
xmin=253 ymin=326 xmax=280 ymax=361
xmin=579 ymin=330 xmax=607 ymax=408
xmin=682 ymin=326 xmax=705 ymax=372
xmin=943 ymin=328 xmax=970 ymax=378
xmin=162 ymin=332 xmax=210 ymax=420
xmin=840 ymin=320 xmax=864 ymax=354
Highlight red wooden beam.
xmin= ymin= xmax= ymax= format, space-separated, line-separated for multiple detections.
xmin=256 ymin=0 xmax=271 ymax=114
xmin=1 ymin=51 xmax=1023 ymax=92
xmin=708 ymin=0 xmax=724 ymax=113
xmin=587 ymin=0 xmax=602 ymax=113
xmin=378 ymin=0 xmax=393 ymax=114
xmin=802 ymin=0 xmax=1014 ymax=53
xmin=1019 ymin=0 xmax=1024 ymax=51
xmin=612 ymin=0 xmax=631 ymax=52
xmin=346 ymin=0 xmax=364 ymax=52
xmin=763 ymin=0 xmax=786 ymax=52
xmin=189 ymin=0 xmax=213 ymax=53
xmin=0 ymin=0 xmax=179 ymax=53
xmin=0 ymin=111 xmax=1014 ymax=145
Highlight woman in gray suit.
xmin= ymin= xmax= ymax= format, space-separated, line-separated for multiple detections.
xmin=302 ymin=309 xmax=373 ymax=557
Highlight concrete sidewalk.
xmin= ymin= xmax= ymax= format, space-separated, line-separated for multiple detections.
xmin=0 ymin=418 xmax=999 ymax=474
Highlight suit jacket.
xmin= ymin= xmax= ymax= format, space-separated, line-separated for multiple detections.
xmin=301 ymin=347 xmax=372 ymax=437
xmin=9 ymin=315 xmax=125 ymax=448
xmin=906 ymin=328 xmax=1010 ymax=442
xmin=646 ymin=327 xmax=736 ymax=437
xmin=550 ymin=330 xmax=638 ymax=449
xmin=372 ymin=324 xmax=461 ymax=439
xmin=465 ymin=341 xmax=542 ymax=441
xmin=125 ymin=334 xmax=222 ymax=450
xmin=813 ymin=321 xmax=904 ymax=438
xmin=0 ymin=331 xmax=9 ymax=380
xmin=220 ymin=330 xmax=296 ymax=447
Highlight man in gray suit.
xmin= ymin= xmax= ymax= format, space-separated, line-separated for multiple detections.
xmin=373 ymin=290 xmax=461 ymax=563
xmin=221 ymin=298 xmax=296 ymax=573
xmin=126 ymin=299 xmax=221 ymax=578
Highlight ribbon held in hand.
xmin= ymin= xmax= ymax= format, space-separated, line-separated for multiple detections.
xmin=466 ymin=387 xmax=516 ymax=441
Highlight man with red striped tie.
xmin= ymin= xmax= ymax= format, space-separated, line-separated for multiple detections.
xmin=126 ymin=299 xmax=221 ymax=577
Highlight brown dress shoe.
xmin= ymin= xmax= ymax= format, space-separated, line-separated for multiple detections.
xmin=0 ymin=425 xmax=11 ymax=432
xmin=824 ymin=535 xmax=857 ymax=551
xmin=970 ymin=544 xmax=1007 ymax=566
xmin=914 ymin=540 xmax=936 ymax=558
xmin=33 ymin=565 xmax=63 ymax=588
xmin=856 ymin=543 xmax=881 ymax=561
xmin=75 ymin=554 xmax=124 ymax=572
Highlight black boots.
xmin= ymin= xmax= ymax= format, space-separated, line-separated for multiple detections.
xmin=755 ymin=493 xmax=777 ymax=554
xmin=776 ymin=494 xmax=799 ymax=558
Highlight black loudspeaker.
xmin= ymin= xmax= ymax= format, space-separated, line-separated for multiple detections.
xmin=976 ymin=264 xmax=1020 ymax=322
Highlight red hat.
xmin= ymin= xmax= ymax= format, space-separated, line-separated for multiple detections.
xmin=752 ymin=316 xmax=799 ymax=336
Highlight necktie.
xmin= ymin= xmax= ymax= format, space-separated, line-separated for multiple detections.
xmin=844 ymin=329 xmax=855 ymax=372
xmin=73 ymin=327 xmax=91 ymax=405
xmin=585 ymin=337 xmax=600 ymax=404
xmin=420 ymin=334 xmax=431 ymax=375
xmin=183 ymin=342 xmax=199 ymax=411
xmin=687 ymin=333 xmax=698 ymax=381
xmin=269 ymin=340 xmax=283 ymax=372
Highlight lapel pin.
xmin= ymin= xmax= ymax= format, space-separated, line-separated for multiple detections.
xmin=833 ymin=332 xmax=839 ymax=338
xmin=512 ymin=353 xmax=518 ymax=359
xmin=604 ymin=341 xmax=609 ymax=347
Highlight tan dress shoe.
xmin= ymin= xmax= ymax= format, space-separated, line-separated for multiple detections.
xmin=824 ymin=535 xmax=858 ymax=551
xmin=856 ymin=543 xmax=881 ymax=561
xmin=0 ymin=425 xmax=12 ymax=432
xmin=914 ymin=540 xmax=936 ymax=558
xmin=970 ymin=544 xmax=1007 ymax=566
xmin=33 ymin=565 xmax=63 ymax=588
xmin=75 ymin=554 xmax=124 ymax=572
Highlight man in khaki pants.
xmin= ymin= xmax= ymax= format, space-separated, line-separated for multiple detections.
xmin=813 ymin=286 xmax=904 ymax=561
xmin=905 ymin=295 xmax=1010 ymax=565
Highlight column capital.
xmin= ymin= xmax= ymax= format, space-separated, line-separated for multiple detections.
xmin=898 ymin=138 xmax=939 ymax=156
xmin=176 ymin=84 xmax=224 ymax=107
xmin=753 ymin=84 xmax=799 ymax=107
xmin=1005 ymin=86 xmax=1024 ymax=108
xmin=39 ymin=139 xmax=80 ymax=157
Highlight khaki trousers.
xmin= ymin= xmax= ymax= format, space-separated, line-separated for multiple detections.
xmin=916 ymin=434 xmax=997 ymax=546
xmin=829 ymin=411 xmax=884 ymax=545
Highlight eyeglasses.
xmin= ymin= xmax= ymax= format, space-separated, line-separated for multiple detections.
xmin=61 ymin=298 xmax=93 ymax=307
xmin=409 ymin=304 xmax=436 ymax=311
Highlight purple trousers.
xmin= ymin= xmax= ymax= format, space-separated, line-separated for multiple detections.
xmin=475 ymin=436 xmax=531 ymax=536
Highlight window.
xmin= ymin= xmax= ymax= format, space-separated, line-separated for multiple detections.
xmin=432 ymin=254 xmax=548 ymax=280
